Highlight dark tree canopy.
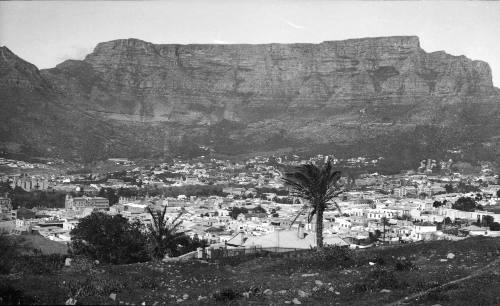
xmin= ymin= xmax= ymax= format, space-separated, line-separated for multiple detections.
xmin=433 ymin=201 xmax=444 ymax=208
xmin=455 ymin=182 xmax=481 ymax=194
xmin=98 ymin=187 xmax=119 ymax=205
xmin=490 ymin=222 xmax=500 ymax=231
xmin=229 ymin=207 xmax=248 ymax=219
xmin=444 ymin=184 xmax=454 ymax=193
xmin=70 ymin=212 xmax=149 ymax=264
xmin=252 ymin=205 xmax=267 ymax=214
xmin=452 ymin=197 xmax=483 ymax=212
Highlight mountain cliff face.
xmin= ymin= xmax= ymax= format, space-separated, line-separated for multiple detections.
xmin=1 ymin=36 xmax=500 ymax=163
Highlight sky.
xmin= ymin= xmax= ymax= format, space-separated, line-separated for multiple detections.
xmin=1 ymin=0 xmax=500 ymax=86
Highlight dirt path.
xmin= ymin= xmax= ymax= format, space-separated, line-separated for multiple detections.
xmin=386 ymin=256 xmax=500 ymax=306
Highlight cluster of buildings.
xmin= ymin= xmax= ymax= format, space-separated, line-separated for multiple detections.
xmin=0 ymin=154 xmax=499 ymax=250
xmin=10 ymin=174 xmax=50 ymax=191
xmin=0 ymin=157 xmax=49 ymax=169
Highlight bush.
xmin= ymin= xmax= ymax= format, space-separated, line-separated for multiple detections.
xmin=372 ymin=256 xmax=385 ymax=266
xmin=63 ymin=273 xmax=128 ymax=299
xmin=452 ymin=197 xmax=482 ymax=212
xmin=70 ymin=212 xmax=150 ymax=264
xmin=490 ymin=222 xmax=500 ymax=231
xmin=354 ymin=268 xmax=408 ymax=292
xmin=394 ymin=259 xmax=418 ymax=271
xmin=0 ymin=234 xmax=18 ymax=274
xmin=0 ymin=281 xmax=35 ymax=305
xmin=11 ymin=254 xmax=65 ymax=275
xmin=213 ymin=288 xmax=241 ymax=301
xmin=412 ymin=280 xmax=440 ymax=293
xmin=314 ymin=246 xmax=354 ymax=266
xmin=136 ymin=276 xmax=158 ymax=290
xmin=67 ymin=256 xmax=96 ymax=273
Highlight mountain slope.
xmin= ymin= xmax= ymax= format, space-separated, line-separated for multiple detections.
xmin=1 ymin=36 xmax=500 ymax=162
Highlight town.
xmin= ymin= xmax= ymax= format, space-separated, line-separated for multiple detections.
xmin=1 ymin=153 xmax=499 ymax=259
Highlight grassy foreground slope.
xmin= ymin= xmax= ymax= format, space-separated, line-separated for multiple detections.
xmin=1 ymin=236 xmax=500 ymax=305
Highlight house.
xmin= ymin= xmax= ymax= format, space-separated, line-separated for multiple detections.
xmin=65 ymin=195 xmax=109 ymax=210
xmin=242 ymin=229 xmax=348 ymax=249
xmin=63 ymin=219 xmax=79 ymax=231
xmin=459 ymin=225 xmax=500 ymax=237
xmin=0 ymin=195 xmax=13 ymax=220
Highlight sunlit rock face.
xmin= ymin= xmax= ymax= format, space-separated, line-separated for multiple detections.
xmin=1 ymin=36 xmax=500 ymax=160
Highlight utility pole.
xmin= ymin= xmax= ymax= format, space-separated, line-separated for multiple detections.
xmin=382 ymin=216 xmax=387 ymax=243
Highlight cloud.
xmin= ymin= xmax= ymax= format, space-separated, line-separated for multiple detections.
xmin=283 ymin=19 xmax=305 ymax=30
xmin=56 ymin=45 xmax=92 ymax=63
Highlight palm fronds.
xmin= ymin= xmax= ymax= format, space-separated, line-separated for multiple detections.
xmin=146 ymin=205 xmax=185 ymax=259
xmin=282 ymin=158 xmax=344 ymax=249
xmin=282 ymin=159 xmax=343 ymax=216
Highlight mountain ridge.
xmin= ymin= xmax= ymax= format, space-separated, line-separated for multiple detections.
xmin=1 ymin=36 xmax=500 ymax=164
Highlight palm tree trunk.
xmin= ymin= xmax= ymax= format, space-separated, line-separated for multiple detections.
xmin=316 ymin=208 xmax=324 ymax=250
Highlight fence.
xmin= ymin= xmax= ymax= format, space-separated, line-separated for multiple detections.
xmin=168 ymin=245 xmax=312 ymax=261
xmin=216 ymin=246 xmax=303 ymax=258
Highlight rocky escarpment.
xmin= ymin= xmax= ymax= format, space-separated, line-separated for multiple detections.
xmin=1 ymin=36 xmax=500 ymax=163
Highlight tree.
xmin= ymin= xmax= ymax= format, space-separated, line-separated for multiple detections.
xmin=369 ymin=229 xmax=381 ymax=243
xmin=178 ymin=234 xmax=208 ymax=254
xmin=0 ymin=182 xmax=13 ymax=197
xmin=456 ymin=182 xmax=481 ymax=193
xmin=282 ymin=159 xmax=342 ymax=250
xmin=229 ymin=207 xmax=248 ymax=219
xmin=146 ymin=206 xmax=186 ymax=259
xmin=70 ymin=212 xmax=149 ymax=264
xmin=433 ymin=201 xmax=443 ymax=208
xmin=253 ymin=205 xmax=267 ymax=214
xmin=490 ymin=222 xmax=500 ymax=231
xmin=444 ymin=184 xmax=454 ymax=193
xmin=452 ymin=197 xmax=482 ymax=212
xmin=497 ymin=189 xmax=500 ymax=198
xmin=98 ymin=188 xmax=119 ymax=205
xmin=482 ymin=215 xmax=494 ymax=228
xmin=444 ymin=217 xmax=452 ymax=225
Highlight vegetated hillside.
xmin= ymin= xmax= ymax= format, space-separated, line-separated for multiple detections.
xmin=1 ymin=36 xmax=500 ymax=165
xmin=1 ymin=236 xmax=500 ymax=305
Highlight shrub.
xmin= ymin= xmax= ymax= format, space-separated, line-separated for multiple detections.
xmin=452 ymin=197 xmax=482 ymax=212
xmin=70 ymin=212 xmax=150 ymax=264
xmin=136 ymin=276 xmax=158 ymax=290
xmin=67 ymin=256 xmax=96 ymax=273
xmin=372 ymin=256 xmax=385 ymax=266
xmin=0 ymin=281 xmax=35 ymax=305
xmin=354 ymin=268 xmax=408 ymax=292
xmin=426 ymin=288 xmax=451 ymax=302
xmin=314 ymin=246 xmax=354 ymax=267
xmin=412 ymin=280 xmax=439 ymax=292
xmin=0 ymin=234 xmax=18 ymax=274
xmin=394 ymin=259 xmax=418 ymax=271
xmin=63 ymin=273 xmax=128 ymax=299
xmin=213 ymin=288 xmax=241 ymax=301
xmin=11 ymin=254 xmax=65 ymax=275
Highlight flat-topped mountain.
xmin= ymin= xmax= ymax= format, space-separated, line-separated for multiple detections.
xmin=1 ymin=36 xmax=499 ymax=164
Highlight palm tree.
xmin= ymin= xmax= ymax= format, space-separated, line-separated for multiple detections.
xmin=381 ymin=216 xmax=388 ymax=243
xmin=282 ymin=159 xmax=343 ymax=250
xmin=146 ymin=205 xmax=185 ymax=259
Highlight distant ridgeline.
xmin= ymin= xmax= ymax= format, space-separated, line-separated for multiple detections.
xmin=1 ymin=36 xmax=500 ymax=167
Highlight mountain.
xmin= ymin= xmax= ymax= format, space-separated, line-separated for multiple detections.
xmin=1 ymin=36 xmax=500 ymax=164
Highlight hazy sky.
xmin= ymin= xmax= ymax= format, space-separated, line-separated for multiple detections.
xmin=1 ymin=0 xmax=500 ymax=86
